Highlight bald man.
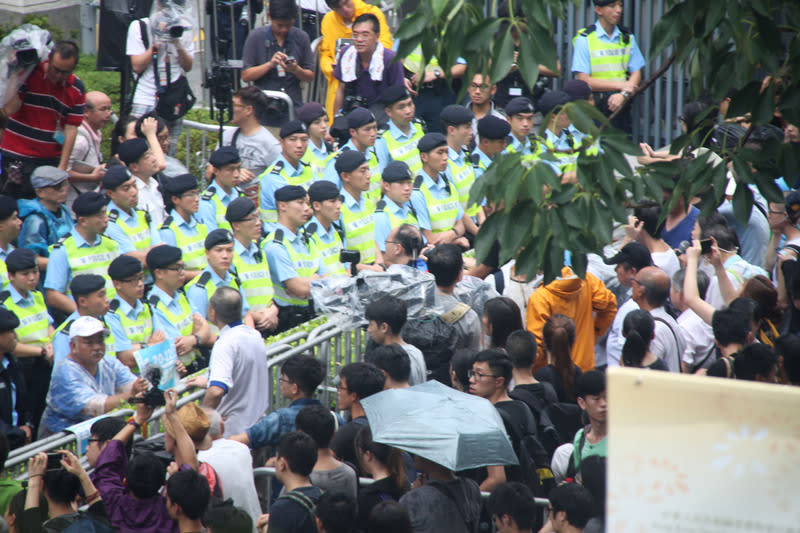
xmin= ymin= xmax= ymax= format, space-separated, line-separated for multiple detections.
xmin=630 ymin=266 xmax=687 ymax=372
xmin=68 ymin=91 xmax=112 ymax=207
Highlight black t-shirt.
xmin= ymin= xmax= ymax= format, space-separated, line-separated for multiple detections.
xmin=495 ymin=400 xmax=537 ymax=483
xmin=357 ymin=476 xmax=407 ymax=528
xmin=646 ymin=358 xmax=670 ymax=371
xmin=510 ymin=382 xmax=559 ymax=410
xmin=707 ymin=355 xmax=736 ymax=378
xmin=268 ymin=485 xmax=323 ymax=533
xmin=330 ymin=417 xmax=368 ymax=474
xmin=534 ymin=364 xmax=583 ymax=404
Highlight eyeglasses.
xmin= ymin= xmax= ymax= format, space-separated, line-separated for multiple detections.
xmin=120 ymin=274 xmax=145 ymax=284
xmin=469 ymin=83 xmax=490 ymax=90
xmin=467 ymin=369 xmax=498 ymax=380
xmin=180 ymin=191 xmax=200 ymax=199
xmin=278 ymin=377 xmax=293 ymax=385
xmin=164 ymin=265 xmax=186 ymax=272
xmin=50 ymin=64 xmax=74 ymax=76
xmin=385 ymin=240 xmax=400 ymax=245
xmin=241 ymin=214 xmax=260 ymax=223
xmin=87 ymin=438 xmax=102 ymax=444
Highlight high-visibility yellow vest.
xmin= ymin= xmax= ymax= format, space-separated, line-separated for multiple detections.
xmin=50 ymin=234 xmax=119 ymax=299
xmin=53 ymin=315 xmax=115 ymax=358
xmin=200 ymin=185 xmax=242 ymax=231
xmin=381 ymin=123 xmax=424 ymax=176
xmin=375 ymin=198 xmax=419 ymax=229
xmin=414 ymin=174 xmax=460 ymax=233
xmin=301 ymin=144 xmax=334 ymax=179
xmin=148 ymin=290 xmax=198 ymax=365
xmin=574 ymin=25 xmax=632 ymax=81
xmin=160 ymin=216 xmax=208 ymax=270
xmin=263 ymin=229 xmax=320 ymax=307
xmin=542 ymin=132 xmax=600 ymax=174
xmin=108 ymin=208 xmax=152 ymax=250
xmin=340 ymin=196 xmax=377 ymax=264
xmin=365 ymin=149 xmax=382 ymax=202
xmin=0 ymin=259 xmax=7 ymax=289
xmin=109 ymin=298 xmax=154 ymax=345
xmin=447 ymin=151 xmax=479 ymax=217
xmin=305 ymin=223 xmax=347 ymax=276
xmin=232 ymin=245 xmax=274 ymax=309
xmin=0 ymin=289 xmax=49 ymax=346
xmin=184 ymin=269 xmax=243 ymax=308
xmin=259 ymin=160 xmax=315 ymax=225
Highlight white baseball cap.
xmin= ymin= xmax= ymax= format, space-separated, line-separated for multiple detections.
xmin=69 ymin=316 xmax=109 ymax=340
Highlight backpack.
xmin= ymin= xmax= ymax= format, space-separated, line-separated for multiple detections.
xmin=426 ymin=480 xmax=479 ymax=533
xmin=508 ymin=387 xmax=563 ymax=457
xmin=401 ymin=303 xmax=470 ymax=384
xmin=277 ymin=489 xmax=318 ymax=531
xmin=497 ymin=402 xmax=555 ymax=498
xmin=543 ymin=402 xmax=584 ymax=445
xmin=45 ymin=514 xmax=114 ymax=533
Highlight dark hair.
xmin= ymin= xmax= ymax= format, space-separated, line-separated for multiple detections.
xmin=111 ymin=115 xmax=138 ymax=156
xmin=487 ymin=482 xmax=536 ymax=530
xmin=426 ymin=244 xmax=463 ymax=287
xmin=682 ymin=99 xmax=718 ymax=147
xmin=365 ymin=295 xmax=407 ymax=335
xmin=633 ymin=201 xmax=664 ymax=239
xmin=365 ymin=344 xmax=411 ymax=383
xmin=340 ymin=362 xmax=386 ymax=400
xmin=135 ymin=112 xmax=168 ymax=138
xmin=235 ymin=85 xmax=268 ymax=117
xmin=324 ymin=0 xmax=343 ymax=9
xmin=712 ymin=307 xmax=751 ymax=347
xmin=506 ymin=330 xmax=537 ymax=368
xmin=576 ymin=370 xmax=606 ymax=398
xmin=394 ymin=224 xmax=423 ymax=259
xmin=355 ymin=425 xmax=406 ymax=494
xmin=475 ymin=349 xmax=513 ymax=388
xmin=276 ymin=431 xmax=318 ymax=477
xmin=672 ymin=268 xmax=710 ymax=300
xmin=43 ymin=469 xmax=82 ymax=505
xmin=543 ymin=314 xmax=577 ymax=398
xmin=548 ymin=482 xmax=594 ymax=528
xmin=281 ymin=354 xmax=325 ymax=396
xmin=167 ymin=469 xmax=211 ymax=520
xmin=203 ymin=500 xmax=253 ymax=533
xmin=483 ymin=297 xmax=523 ymax=349
xmin=740 ymin=275 xmax=783 ymax=326
xmin=295 ymin=404 xmax=336 ymax=448
xmin=50 ymin=40 xmax=80 ymax=63
xmin=367 ymin=501 xmax=412 ymax=533
xmin=701 ymin=224 xmax=740 ymax=252
xmin=734 ymin=343 xmax=778 ymax=382
xmin=580 ymin=456 xmax=606 ymax=519
xmin=353 ymin=13 xmax=380 ymax=34
xmin=450 ymin=349 xmax=477 ymax=390
xmin=90 ymin=417 xmax=130 ymax=457
xmin=269 ymin=0 xmax=298 ymax=20
xmin=774 ymin=334 xmax=800 ymax=385
xmin=621 ymin=309 xmax=655 ymax=368
xmin=8 ymin=489 xmax=47 ymax=523
xmin=316 ymin=491 xmax=357 ymax=533
xmin=127 ymin=453 xmax=167 ymax=498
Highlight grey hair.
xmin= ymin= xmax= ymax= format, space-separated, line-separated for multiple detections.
xmin=209 ymin=286 xmax=243 ymax=324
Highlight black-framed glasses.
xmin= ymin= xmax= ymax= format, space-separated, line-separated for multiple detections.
xmin=120 ymin=274 xmax=145 ymax=284
xmin=336 ymin=384 xmax=349 ymax=392
xmin=467 ymin=369 xmax=498 ymax=380
xmin=50 ymin=64 xmax=74 ymax=76
xmin=87 ymin=438 xmax=102 ymax=443
xmin=278 ymin=377 xmax=293 ymax=385
xmin=385 ymin=240 xmax=400 ymax=245
xmin=164 ymin=265 xmax=186 ymax=272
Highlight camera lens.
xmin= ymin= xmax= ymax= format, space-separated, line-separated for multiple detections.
xmin=169 ymin=26 xmax=184 ymax=38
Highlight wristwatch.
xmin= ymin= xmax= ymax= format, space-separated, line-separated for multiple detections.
xmin=434 ymin=69 xmax=442 ymax=79
xmin=620 ymin=90 xmax=630 ymax=98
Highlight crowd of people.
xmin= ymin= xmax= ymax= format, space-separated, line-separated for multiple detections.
xmin=0 ymin=0 xmax=798 ymax=531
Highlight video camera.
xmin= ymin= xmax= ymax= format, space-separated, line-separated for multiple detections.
xmin=11 ymin=38 xmax=40 ymax=70
xmin=130 ymin=366 xmax=167 ymax=408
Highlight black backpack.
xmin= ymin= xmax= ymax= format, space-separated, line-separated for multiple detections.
xmin=401 ymin=303 xmax=470 ymax=384
xmin=497 ymin=402 xmax=555 ymax=498
xmin=509 ymin=387 xmax=563 ymax=457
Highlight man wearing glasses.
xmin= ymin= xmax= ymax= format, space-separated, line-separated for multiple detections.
xmin=67 ymin=91 xmax=113 ymax=207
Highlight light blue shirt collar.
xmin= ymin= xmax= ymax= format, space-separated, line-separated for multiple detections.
xmin=308 ymin=216 xmax=337 ymax=241
xmin=387 ymin=120 xmax=414 ymax=141
xmin=382 ymin=195 xmax=410 ymax=216
xmin=309 ymin=141 xmax=328 ymax=158
xmin=107 ymin=199 xmax=135 ymax=220
xmin=169 ymin=208 xmax=198 ymax=229
xmin=341 ymin=188 xmax=365 ymax=210
xmin=421 ymin=170 xmax=448 ymax=192
xmin=8 ymin=284 xmax=32 ymax=306
xmin=448 ymin=146 xmax=467 ymax=165
xmin=116 ymin=297 xmax=143 ymax=319
xmin=149 ymin=284 xmax=179 ymax=308
xmin=234 ymin=238 xmax=260 ymax=262
xmin=209 ymin=180 xmax=236 ymax=202
xmin=70 ymin=228 xmax=101 ymax=247
xmin=474 ymin=147 xmax=492 ymax=168
xmin=595 ymin=19 xmax=621 ymax=41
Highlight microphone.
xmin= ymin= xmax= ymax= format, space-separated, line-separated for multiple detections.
xmin=676 ymin=240 xmax=691 ymax=256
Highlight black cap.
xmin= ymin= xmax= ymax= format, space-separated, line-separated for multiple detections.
xmin=439 ymin=105 xmax=474 ymax=126
xmin=564 ymin=79 xmax=592 ymax=101
xmin=0 ymin=307 xmax=19 ymax=332
xmin=280 ymin=120 xmax=308 ymax=138
xmin=477 ymin=115 xmax=511 ymax=140
xmin=5 ymin=247 xmax=37 ymax=273
xmin=505 ymin=97 xmax=535 ymax=116
xmin=209 ymin=146 xmax=240 ymax=168
xmin=73 ymin=191 xmax=109 ymax=217
xmin=162 ymin=173 xmax=199 ymax=195
xmin=593 ymin=0 xmax=617 ymax=5
xmin=117 ymin=138 xmax=149 ymax=165
xmin=346 ymin=108 xmax=376 ymax=129
xmin=70 ymin=273 xmax=106 ymax=297
xmin=102 ymin=165 xmax=134 ymax=190
xmin=537 ymin=90 xmax=571 ymax=115
xmin=0 ymin=195 xmax=17 ymax=220
xmin=382 ymin=161 xmax=412 ymax=182
xmin=108 ymin=255 xmax=143 ymax=280
xmin=308 ymin=181 xmax=340 ymax=203
xmin=417 ymin=132 xmax=448 ymax=153
xmin=274 ymin=185 xmax=307 ymax=203
xmin=225 ymin=197 xmax=257 ymax=222
xmin=335 ymin=150 xmax=367 ymax=174
xmin=146 ymin=245 xmax=182 ymax=270
xmin=205 ymin=228 xmax=234 ymax=250
xmin=786 ymin=190 xmax=800 ymax=218
xmin=603 ymin=242 xmax=653 ymax=271
xmin=382 ymin=85 xmax=412 ymax=106
xmin=297 ymin=103 xmax=327 ymax=126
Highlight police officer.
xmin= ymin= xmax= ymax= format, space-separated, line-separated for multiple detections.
xmin=259 ymin=120 xmax=314 ymax=232
xmin=472 ymin=115 xmax=511 ymax=180
xmin=185 ymin=229 xmax=251 ymax=324
xmin=298 ymin=103 xmax=334 ymax=179
xmin=0 ymin=306 xmax=35 ymax=449
xmin=44 ymin=192 xmax=120 ymax=318
xmin=539 ymin=90 xmax=593 ymax=180
xmin=305 ymin=181 xmax=347 ymax=277
xmin=322 ymin=108 xmax=384 ymax=199
xmin=374 ymin=85 xmax=425 ymax=175
xmin=337 ymin=150 xmax=384 ymax=270
xmin=440 ymin=105 xmax=481 ymax=236
xmin=409 ymin=133 xmax=468 ymax=247
xmin=227 ymin=197 xmax=279 ymax=332
xmin=199 ymin=147 xmax=244 ymax=231
xmin=103 ymin=165 xmax=161 ymax=265
xmin=0 ymin=195 xmax=20 ymax=288
xmin=159 ymin=173 xmax=209 ymax=282
xmin=1 ymin=248 xmax=53 ymax=431
xmin=375 ymin=161 xmax=420 ymax=255
xmin=263 ymin=185 xmax=325 ymax=333
xmin=503 ymin=96 xmax=539 ymax=156
xmin=571 ymin=0 xmax=646 ymax=133
xmin=106 ymin=255 xmax=170 ymax=370
xmin=146 ymin=245 xmax=211 ymax=373
xmin=52 ymin=274 xmax=115 ymax=365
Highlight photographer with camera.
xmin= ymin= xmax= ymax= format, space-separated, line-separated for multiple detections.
xmin=241 ymin=0 xmax=314 ymax=134
xmin=0 ymin=40 xmax=85 ymax=199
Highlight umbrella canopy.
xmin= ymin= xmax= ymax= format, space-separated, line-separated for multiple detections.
xmin=361 ymin=380 xmax=519 ymax=471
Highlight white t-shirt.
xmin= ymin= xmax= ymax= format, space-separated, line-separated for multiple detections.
xmin=221 ymin=127 xmax=281 ymax=177
xmin=650 ymin=306 xmax=687 ymax=373
xmin=605 ymin=297 xmax=639 ymax=366
xmin=401 ymin=343 xmax=427 ymax=385
xmin=678 ymin=308 xmax=715 ymax=370
xmin=135 ymin=175 xmax=167 ymax=227
xmin=208 ymin=324 xmax=270 ymax=436
xmin=650 ymin=249 xmax=681 ymax=280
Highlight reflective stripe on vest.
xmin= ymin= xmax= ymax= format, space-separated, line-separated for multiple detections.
xmin=0 ymin=261 xmax=7 ymax=289
xmin=263 ymin=232 xmax=319 ymax=306
xmin=260 ymin=163 xmax=315 ymax=225
xmin=382 ymin=125 xmax=423 ymax=176
xmin=232 ymin=252 xmax=274 ymax=309
xmin=340 ymin=199 xmax=377 ymax=264
xmin=110 ymin=209 xmax=151 ymax=250
xmin=2 ymin=290 xmax=49 ymax=345
xmin=206 ymin=191 xmax=234 ymax=231
xmin=309 ymin=230 xmax=347 ymax=276
xmin=417 ymin=177 xmax=460 ymax=233
xmin=365 ymin=150 xmax=383 ymax=203
xmin=151 ymin=292 xmax=197 ymax=365
xmin=57 ymin=235 xmax=119 ymax=299
xmin=448 ymin=155 xmax=479 ymax=216
xmin=575 ymin=28 xmax=631 ymax=81
xmin=112 ymin=300 xmax=154 ymax=344
xmin=169 ymin=219 xmax=208 ymax=270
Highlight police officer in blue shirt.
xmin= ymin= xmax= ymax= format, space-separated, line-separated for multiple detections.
xmin=159 ymin=173 xmax=209 ymax=282
xmin=304 ymin=180 xmax=348 ymax=277
xmin=52 ymin=274 xmax=114 ymax=365
xmin=199 ymin=147 xmax=244 ymax=231
xmin=103 ymin=165 xmax=161 ymax=264
xmin=375 ymin=160 xmax=420 ymax=254
xmin=322 ymin=108 xmax=384 ymax=193
xmin=473 ymin=115 xmax=511 ymax=180
xmin=503 ymin=96 xmax=538 ymax=156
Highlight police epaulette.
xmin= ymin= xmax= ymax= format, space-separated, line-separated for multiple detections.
xmin=304 ymin=222 xmax=318 ymax=236
xmin=331 ymin=221 xmax=345 ymax=242
xmin=160 ymin=216 xmax=173 ymax=230
xmin=109 ymin=299 xmax=120 ymax=312
xmin=148 ymin=295 xmax=160 ymax=307
xmin=52 ymin=235 xmax=70 ymax=249
xmin=196 ymin=271 xmax=212 ymax=289
xmin=440 ymin=173 xmax=452 ymax=194
xmin=300 ymin=160 xmax=310 ymax=167
xmin=141 ymin=209 xmax=152 ymax=224
xmin=0 ymin=290 xmax=9 ymax=303
xmin=108 ymin=209 xmax=119 ymax=223
xmin=375 ymin=199 xmax=386 ymax=212
xmin=270 ymin=160 xmax=285 ymax=174
xmin=59 ymin=320 xmax=74 ymax=335
xmin=618 ymin=25 xmax=631 ymax=44
xmin=412 ymin=117 xmax=427 ymax=133
xmin=201 ymin=187 xmax=216 ymax=201
xmin=413 ymin=176 xmax=423 ymax=190
xmin=273 ymin=229 xmax=285 ymax=244
xmin=336 ymin=147 xmax=352 ymax=158
xmin=470 ymin=153 xmax=480 ymax=168
xmin=579 ymin=24 xmax=595 ymax=37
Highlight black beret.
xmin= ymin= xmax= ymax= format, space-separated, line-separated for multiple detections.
xmin=0 ymin=195 xmax=17 ymax=220
xmin=117 ymin=138 xmax=149 ymax=165
xmin=538 ymin=90 xmax=571 ymax=115
xmin=70 ymin=273 xmax=106 ymax=297
xmin=108 ymin=255 xmax=143 ymax=280
xmin=335 ymin=150 xmax=367 ymax=174
xmin=593 ymin=0 xmax=617 ymax=5
xmin=564 ymin=79 xmax=592 ymax=102
xmin=382 ymin=85 xmax=412 ymax=106
xmin=209 ymin=146 xmax=241 ymax=167
xmin=274 ymin=185 xmax=307 ymax=203
xmin=477 ymin=115 xmax=511 ymax=140
xmin=5 ymin=247 xmax=37 ymax=273
xmin=146 ymin=245 xmax=182 ymax=270
xmin=0 ymin=307 xmax=19 ymax=332
xmin=280 ymin=120 xmax=308 ymax=138
xmin=346 ymin=108 xmax=376 ymax=129
xmin=225 ymin=197 xmax=257 ymax=222
xmin=382 ymin=161 xmax=412 ymax=182
xmin=72 ymin=191 xmax=109 ymax=217
xmin=504 ymin=96 xmax=535 ymax=116
xmin=205 ymin=228 xmax=234 ymax=250
xmin=439 ymin=105 xmax=474 ymax=126
xmin=297 ymin=103 xmax=326 ymax=126
xmin=162 ymin=173 xmax=199 ymax=195
xmin=417 ymin=132 xmax=448 ymax=153
xmin=102 ymin=165 xmax=134 ymax=190
xmin=308 ymin=180 xmax=340 ymax=203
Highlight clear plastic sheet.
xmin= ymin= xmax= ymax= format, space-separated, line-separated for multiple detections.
xmin=453 ymin=275 xmax=500 ymax=319
xmin=150 ymin=0 xmax=198 ymax=44
xmin=0 ymin=24 xmax=52 ymax=107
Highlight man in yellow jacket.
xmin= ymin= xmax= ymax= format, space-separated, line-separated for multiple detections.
xmin=319 ymin=0 xmax=393 ymax=121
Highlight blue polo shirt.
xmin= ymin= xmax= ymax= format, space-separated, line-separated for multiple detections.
xmin=105 ymin=199 xmax=161 ymax=253
xmin=374 ymin=196 xmax=418 ymax=252
xmin=571 ymin=20 xmax=646 ymax=76
xmin=259 ymin=155 xmax=309 ymax=233
xmin=198 ymin=180 xmax=238 ymax=231
xmin=186 ymin=266 xmax=250 ymax=319
xmin=264 ymin=223 xmax=326 ymax=306
xmin=44 ymin=229 xmax=120 ymax=295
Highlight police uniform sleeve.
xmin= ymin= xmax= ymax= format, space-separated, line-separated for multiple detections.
xmin=158 ymin=226 xmax=178 ymax=247
xmin=104 ymin=223 xmax=137 ymax=254
xmin=149 ymin=221 xmax=163 ymax=246
xmin=570 ymin=33 xmax=592 ymax=74
xmin=409 ymin=190 xmax=432 ymax=231
xmin=627 ymin=34 xmax=646 ymax=72
xmin=186 ymin=283 xmax=210 ymax=318
xmin=43 ymin=245 xmax=70 ymax=292
xmin=374 ymin=210 xmax=391 ymax=253
xmin=373 ymin=135 xmax=391 ymax=169
xmin=152 ymin=305 xmax=180 ymax=341
xmin=105 ymin=311 xmax=134 ymax=352
xmin=197 ymin=198 xmax=219 ymax=231
xmin=265 ymin=240 xmax=299 ymax=283
xmin=52 ymin=331 xmax=70 ymax=364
